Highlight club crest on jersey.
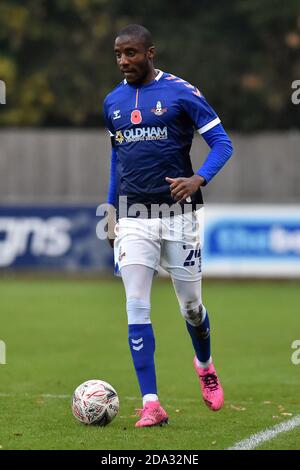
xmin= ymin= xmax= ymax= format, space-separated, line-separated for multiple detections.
xmin=131 ymin=109 xmax=142 ymax=125
xmin=151 ymin=101 xmax=167 ymax=116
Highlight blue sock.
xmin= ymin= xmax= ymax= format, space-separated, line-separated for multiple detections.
xmin=186 ymin=308 xmax=211 ymax=363
xmin=128 ymin=324 xmax=157 ymax=396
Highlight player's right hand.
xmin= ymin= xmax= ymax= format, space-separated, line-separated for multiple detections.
xmin=165 ymin=175 xmax=205 ymax=204
xmin=108 ymin=237 xmax=114 ymax=248
xmin=107 ymin=204 xmax=116 ymax=249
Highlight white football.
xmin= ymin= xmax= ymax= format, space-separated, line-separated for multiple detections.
xmin=71 ymin=379 xmax=119 ymax=426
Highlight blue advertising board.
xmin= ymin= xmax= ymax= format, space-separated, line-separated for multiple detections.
xmin=1 ymin=205 xmax=299 ymax=277
xmin=0 ymin=206 xmax=113 ymax=271
xmin=203 ymin=205 xmax=300 ymax=277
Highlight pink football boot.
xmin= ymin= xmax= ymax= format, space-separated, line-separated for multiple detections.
xmin=135 ymin=401 xmax=169 ymax=428
xmin=193 ymin=356 xmax=224 ymax=411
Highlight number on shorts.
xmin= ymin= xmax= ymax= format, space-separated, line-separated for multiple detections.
xmin=183 ymin=245 xmax=201 ymax=272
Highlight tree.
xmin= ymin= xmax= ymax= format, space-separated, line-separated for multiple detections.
xmin=0 ymin=0 xmax=299 ymax=130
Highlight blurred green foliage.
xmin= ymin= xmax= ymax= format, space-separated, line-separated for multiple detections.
xmin=0 ymin=0 xmax=299 ymax=129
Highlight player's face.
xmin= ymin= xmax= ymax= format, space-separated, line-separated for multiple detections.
xmin=114 ymin=35 xmax=155 ymax=85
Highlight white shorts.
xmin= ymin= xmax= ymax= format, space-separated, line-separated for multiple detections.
xmin=114 ymin=208 xmax=204 ymax=281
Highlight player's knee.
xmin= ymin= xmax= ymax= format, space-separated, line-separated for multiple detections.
xmin=126 ymin=297 xmax=151 ymax=325
xmin=181 ymin=303 xmax=205 ymax=327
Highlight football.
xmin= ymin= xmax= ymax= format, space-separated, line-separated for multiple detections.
xmin=71 ymin=379 xmax=119 ymax=426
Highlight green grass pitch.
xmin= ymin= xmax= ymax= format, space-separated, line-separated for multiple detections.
xmin=0 ymin=278 xmax=299 ymax=450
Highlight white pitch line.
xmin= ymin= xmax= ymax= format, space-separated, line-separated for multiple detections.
xmin=228 ymin=415 xmax=300 ymax=450
xmin=0 ymin=393 xmax=207 ymax=403
xmin=124 ymin=396 xmax=200 ymax=403
xmin=0 ymin=392 xmax=70 ymax=399
xmin=41 ymin=394 xmax=70 ymax=399
xmin=0 ymin=393 xmax=200 ymax=403
xmin=0 ymin=393 xmax=254 ymax=406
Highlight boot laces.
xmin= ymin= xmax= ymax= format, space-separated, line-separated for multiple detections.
xmin=201 ymin=372 xmax=219 ymax=391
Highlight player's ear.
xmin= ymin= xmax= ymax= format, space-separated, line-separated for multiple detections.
xmin=147 ymin=46 xmax=155 ymax=60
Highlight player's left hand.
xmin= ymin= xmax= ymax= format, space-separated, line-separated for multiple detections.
xmin=165 ymin=175 xmax=205 ymax=204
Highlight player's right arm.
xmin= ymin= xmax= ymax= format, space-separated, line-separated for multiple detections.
xmin=103 ymin=98 xmax=117 ymax=248
xmin=106 ymin=145 xmax=117 ymax=248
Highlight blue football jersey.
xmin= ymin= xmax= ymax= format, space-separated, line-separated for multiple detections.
xmin=103 ymin=70 xmax=221 ymax=207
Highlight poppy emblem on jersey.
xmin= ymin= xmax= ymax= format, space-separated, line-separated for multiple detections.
xmin=131 ymin=109 xmax=142 ymax=125
xmin=151 ymin=101 xmax=167 ymax=116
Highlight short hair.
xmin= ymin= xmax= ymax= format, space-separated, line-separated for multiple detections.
xmin=116 ymin=24 xmax=153 ymax=49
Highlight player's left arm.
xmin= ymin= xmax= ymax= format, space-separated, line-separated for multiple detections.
xmin=166 ymin=87 xmax=233 ymax=203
